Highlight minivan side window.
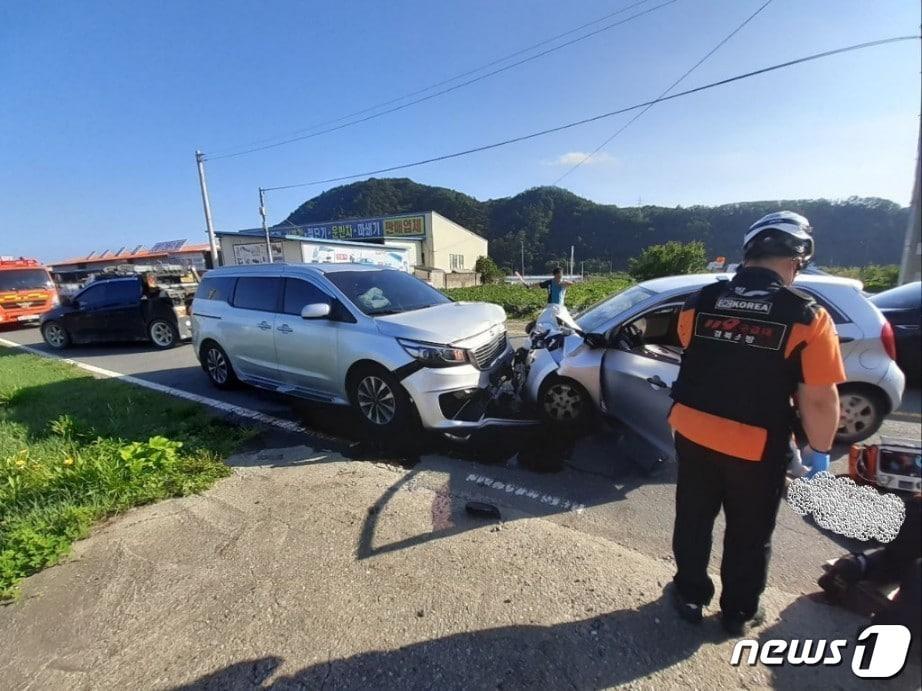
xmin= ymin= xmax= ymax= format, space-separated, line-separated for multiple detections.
xmin=232 ymin=277 xmax=281 ymax=312
xmin=196 ymin=276 xmax=236 ymax=303
xmin=282 ymin=278 xmax=329 ymax=316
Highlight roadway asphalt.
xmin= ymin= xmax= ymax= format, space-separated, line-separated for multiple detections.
xmin=1 ymin=323 xmax=920 ymax=598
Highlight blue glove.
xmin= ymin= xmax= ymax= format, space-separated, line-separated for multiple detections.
xmin=802 ymin=446 xmax=831 ymax=479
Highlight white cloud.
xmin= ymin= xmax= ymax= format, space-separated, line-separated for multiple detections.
xmin=545 ymin=151 xmax=616 ymax=167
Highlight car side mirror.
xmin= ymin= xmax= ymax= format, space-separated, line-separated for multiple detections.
xmin=583 ymin=332 xmax=608 ymax=349
xmin=300 ymin=303 xmax=331 ymax=320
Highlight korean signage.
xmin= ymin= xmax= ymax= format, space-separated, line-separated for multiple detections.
xmin=384 ymin=215 xmax=425 ymax=237
xmin=232 ymin=241 xmax=284 ymax=265
xmin=274 ymin=214 xmax=426 ymax=241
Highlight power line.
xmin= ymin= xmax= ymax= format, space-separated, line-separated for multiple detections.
xmin=206 ymin=0 xmax=680 ymax=161
xmin=554 ymin=0 xmax=773 ymax=184
xmin=260 ymin=35 xmax=918 ymax=192
xmin=208 ymin=0 xmax=658 ymax=156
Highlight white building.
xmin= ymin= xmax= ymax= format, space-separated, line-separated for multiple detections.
xmin=221 ymin=211 xmax=488 ymax=277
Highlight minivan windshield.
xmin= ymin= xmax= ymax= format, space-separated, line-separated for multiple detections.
xmin=0 ymin=268 xmax=53 ymax=292
xmin=576 ymin=285 xmax=655 ymax=333
xmin=326 ymin=270 xmax=451 ymax=316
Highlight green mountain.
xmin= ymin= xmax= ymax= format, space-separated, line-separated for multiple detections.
xmin=283 ymin=178 xmax=908 ymax=272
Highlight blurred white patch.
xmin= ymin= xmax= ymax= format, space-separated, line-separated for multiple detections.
xmin=786 ymin=472 xmax=906 ymax=542
xmin=545 ymin=151 xmax=616 ymax=167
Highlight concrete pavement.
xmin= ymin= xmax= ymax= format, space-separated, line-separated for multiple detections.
xmin=1 ymin=324 xmax=920 ymax=688
xmin=5 ymin=444 xmax=915 ymax=690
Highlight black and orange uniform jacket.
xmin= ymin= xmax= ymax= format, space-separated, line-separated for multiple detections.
xmin=668 ymin=266 xmax=846 ymax=462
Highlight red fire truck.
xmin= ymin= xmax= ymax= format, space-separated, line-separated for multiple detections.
xmin=0 ymin=257 xmax=59 ymax=326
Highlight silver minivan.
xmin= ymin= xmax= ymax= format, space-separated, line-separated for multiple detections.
xmin=191 ymin=263 xmax=510 ymax=432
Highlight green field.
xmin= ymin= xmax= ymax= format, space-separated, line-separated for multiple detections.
xmin=443 ymin=275 xmax=633 ymax=318
xmin=0 ymin=349 xmax=254 ymax=599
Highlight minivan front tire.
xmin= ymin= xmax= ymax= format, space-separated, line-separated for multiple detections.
xmin=348 ymin=365 xmax=418 ymax=434
xmin=201 ymin=342 xmax=238 ymax=389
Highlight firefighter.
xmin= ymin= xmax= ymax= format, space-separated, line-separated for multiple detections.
xmin=668 ymin=211 xmax=845 ymax=636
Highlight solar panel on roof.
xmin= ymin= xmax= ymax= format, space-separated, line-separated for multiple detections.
xmin=150 ymin=239 xmax=187 ymax=253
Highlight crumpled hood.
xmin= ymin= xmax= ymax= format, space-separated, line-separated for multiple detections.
xmin=374 ymin=301 xmax=506 ymax=345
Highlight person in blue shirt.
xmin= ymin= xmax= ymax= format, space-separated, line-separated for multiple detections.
xmin=535 ymin=267 xmax=573 ymax=306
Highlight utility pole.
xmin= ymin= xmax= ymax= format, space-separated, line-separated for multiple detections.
xmin=520 ymin=238 xmax=525 ymax=276
xmin=195 ymin=151 xmax=219 ymax=268
xmin=258 ymin=187 xmax=273 ymax=263
xmin=899 ymin=115 xmax=921 ymax=284
xmin=570 ymin=245 xmax=575 ymax=278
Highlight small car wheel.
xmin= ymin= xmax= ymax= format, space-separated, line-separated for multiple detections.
xmin=836 ymin=386 xmax=886 ymax=444
xmin=42 ymin=321 xmax=70 ymax=349
xmin=539 ymin=376 xmax=592 ymax=427
xmin=148 ymin=319 xmax=179 ymax=349
xmin=348 ymin=366 xmax=418 ymax=435
xmin=201 ymin=342 xmax=238 ymax=389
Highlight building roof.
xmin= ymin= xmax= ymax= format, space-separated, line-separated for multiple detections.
xmin=51 ymin=243 xmax=210 ymax=268
xmin=218 ymin=229 xmax=408 ymax=251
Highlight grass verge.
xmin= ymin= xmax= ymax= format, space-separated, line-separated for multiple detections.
xmin=0 ymin=347 xmax=255 ymax=599
xmin=443 ymin=275 xmax=633 ymax=318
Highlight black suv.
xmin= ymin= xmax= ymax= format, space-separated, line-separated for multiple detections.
xmin=40 ymin=274 xmax=191 ymax=350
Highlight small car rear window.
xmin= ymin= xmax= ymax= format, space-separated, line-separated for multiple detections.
xmin=196 ymin=275 xmax=236 ymax=303
xmin=232 ymin=277 xmax=281 ymax=312
xmin=105 ymin=279 xmax=141 ymax=305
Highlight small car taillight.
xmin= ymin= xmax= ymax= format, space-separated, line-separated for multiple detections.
xmin=881 ymin=321 xmax=897 ymax=361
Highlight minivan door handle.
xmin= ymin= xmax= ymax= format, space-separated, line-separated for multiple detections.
xmin=646 ymin=375 xmax=669 ymax=389
xmin=257 ymin=321 xmax=271 ymax=331
xmin=838 ymin=336 xmax=854 ymax=343
xmin=277 ymin=324 xmax=293 ymax=334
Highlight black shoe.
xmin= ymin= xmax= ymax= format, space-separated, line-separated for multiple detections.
xmin=721 ymin=607 xmax=765 ymax=637
xmin=671 ymin=585 xmax=703 ymax=625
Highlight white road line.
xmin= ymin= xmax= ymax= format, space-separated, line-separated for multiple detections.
xmin=465 ymin=473 xmax=585 ymax=514
xmin=0 ymin=337 xmax=307 ymax=434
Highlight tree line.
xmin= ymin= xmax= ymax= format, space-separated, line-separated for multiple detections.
xmin=283 ymin=178 xmax=908 ymax=272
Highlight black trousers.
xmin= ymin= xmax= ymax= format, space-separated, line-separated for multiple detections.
xmin=672 ymin=433 xmax=788 ymax=618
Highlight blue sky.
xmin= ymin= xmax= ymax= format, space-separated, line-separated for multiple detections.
xmin=2 ymin=0 xmax=919 ymax=262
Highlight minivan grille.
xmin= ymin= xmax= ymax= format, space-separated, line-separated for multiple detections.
xmin=471 ymin=332 xmax=507 ymax=370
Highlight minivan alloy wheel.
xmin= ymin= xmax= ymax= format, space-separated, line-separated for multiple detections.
xmin=206 ymin=347 xmax=229 ymax=384
xmin=356 ymin=375 xmax=397 ymax=425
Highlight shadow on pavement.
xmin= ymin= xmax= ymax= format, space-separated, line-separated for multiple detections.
xmin=173 ymin=588 xmax=721 ymax=690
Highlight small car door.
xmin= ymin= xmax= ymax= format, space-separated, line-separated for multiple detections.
xmin=600 ymin=302 xmax=683 ymax=462
xmin=224 ymin=276 xmax=282 ymax=382
xmin=100 ymin=279 xmax=145 ymax=339
xmin=273 ymin=277 xmax=338 ymax=398
xmin=67 ymin=282 xmax=109 ymax=338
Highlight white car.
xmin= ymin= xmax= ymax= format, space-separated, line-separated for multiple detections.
xmin=192 ymin=263 xmax=514 ymax=433
xmin=525 ymin=273 xmax=905 ymax=458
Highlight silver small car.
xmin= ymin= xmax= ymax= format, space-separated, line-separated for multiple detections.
xmin=191 ymin=263 xmax=510 ymax=432
xmin=526 ymin=273 xmax=905 ymax=457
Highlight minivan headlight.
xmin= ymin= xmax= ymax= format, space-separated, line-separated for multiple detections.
xmin=397 ymin=338 xmax=468 ymax=367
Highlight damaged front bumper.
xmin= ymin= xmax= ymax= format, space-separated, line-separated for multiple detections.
xmin=403 ymin=347 xmax=541 ymax=431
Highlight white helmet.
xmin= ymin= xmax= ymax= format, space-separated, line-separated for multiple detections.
xmin=743 ymin=211 xmax=814 ymax=263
